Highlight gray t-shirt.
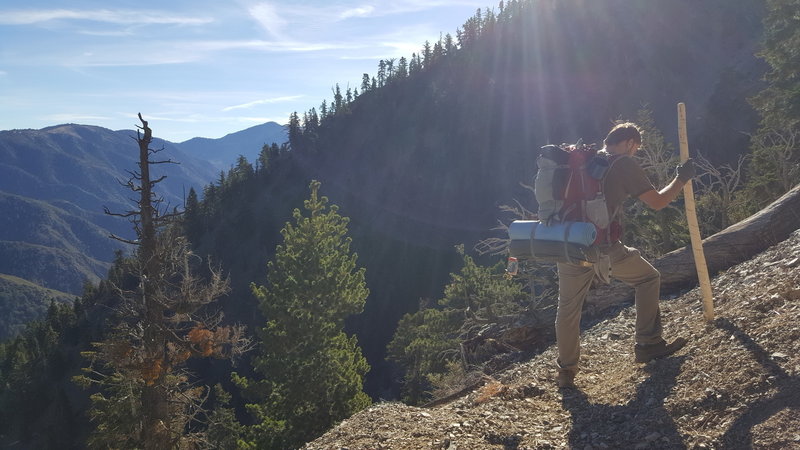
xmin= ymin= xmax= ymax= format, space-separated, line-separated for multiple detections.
xmin=602 ymin=154 xmax=655 ymax=218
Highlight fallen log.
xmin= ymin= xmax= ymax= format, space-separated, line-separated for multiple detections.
xmin=586 ymin=183 xmax=800 ymax=316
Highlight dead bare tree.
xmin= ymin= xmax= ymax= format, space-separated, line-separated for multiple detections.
xmin=694 ymin=151 xmax=747 ymax=234
xmin=473 ymin=182 xmax=535 ymax=257
xmin=75 ymin=114 xmax=251 ymax=449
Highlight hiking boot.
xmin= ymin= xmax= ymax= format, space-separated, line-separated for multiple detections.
xmin=557 ymin=369 xmax=576 ymax=389
xmin=634 ymin=337 xmax=688 ymax=363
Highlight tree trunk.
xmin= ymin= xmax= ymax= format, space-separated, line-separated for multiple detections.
xmin=136 ymin=115 xmax=171 ymax=450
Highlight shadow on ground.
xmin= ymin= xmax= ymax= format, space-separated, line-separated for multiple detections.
xmin=561 ymin=355 xmax=688 ymax=449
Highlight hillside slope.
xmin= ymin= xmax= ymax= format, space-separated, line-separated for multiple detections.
xmin=0 ymin=274 xmax=74 ymax=340
xmin=0 ymin=125 xmax=216 ymax=216
xmin=189 ymin=0 xmax=768 ymax=398
xmin=306 ymin=228 xmax=800 ymax=449
xmin=0 ymin=124 xmax=218 ymax=293
xmin=0 ymin=123 xmax=223 ymax=336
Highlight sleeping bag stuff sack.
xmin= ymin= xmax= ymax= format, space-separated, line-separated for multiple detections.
xmin=508 ymin=220 xmax=597 ymax=246
xmin=507 ymin=220 xmax=597 ymax=263
xmin=508 ymin=239 xmax=589 ymax=262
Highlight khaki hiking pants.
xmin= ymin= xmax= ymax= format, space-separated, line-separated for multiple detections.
xmin=556 ymin=242 xmax=662 ymax=372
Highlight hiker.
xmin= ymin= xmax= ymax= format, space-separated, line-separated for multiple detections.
xmin=556 ymin=122 xmax=695 ymax=389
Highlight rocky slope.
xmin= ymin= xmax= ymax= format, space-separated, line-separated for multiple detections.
xmin=306 ymin=228 xmax=800 ymax=449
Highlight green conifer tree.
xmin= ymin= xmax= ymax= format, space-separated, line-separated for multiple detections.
xmin=361 ymin=73 xmax=371 ymax=93
xmin=387 ymin=246 xmax=526 ymax=405
xmin=236 ymin=180 xmax=371 ymax=449
xmin=744 ymin=0 xmax=800 ymax=209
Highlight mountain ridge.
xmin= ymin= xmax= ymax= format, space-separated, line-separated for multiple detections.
xmin=174 ymin=121 xmax=287 ymax=169
xmin=0 ymin=121 xmax=283 ymax=333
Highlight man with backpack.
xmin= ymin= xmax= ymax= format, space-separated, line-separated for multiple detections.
xmin=556 ymin=122 xmax=695 ymax=389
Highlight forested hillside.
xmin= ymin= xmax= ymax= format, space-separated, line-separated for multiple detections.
xmin=3 ymin=0 xmax=799 ymax=448
xmin=0 ymin=125 xmax=221 ymax=336
xmin=184 ymin=0 xmax=767 ymax=398
xmin=0 ymin=274 xmax=74 ymax=340
xmin=0 ymin=125 xmax=217 ymax=293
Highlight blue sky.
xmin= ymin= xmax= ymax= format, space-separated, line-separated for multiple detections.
xmin=0 ymin=0 xmax=487 ymax=142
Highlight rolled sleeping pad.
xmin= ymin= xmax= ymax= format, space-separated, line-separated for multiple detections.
xmin=508 ymin=220 xmax=597 ymax=247
xmin=508 ymin=239 xmax=589 ymax=263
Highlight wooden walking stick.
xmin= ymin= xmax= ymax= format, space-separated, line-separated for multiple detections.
xmin=677 ymin=102 xmax=714 ymax=321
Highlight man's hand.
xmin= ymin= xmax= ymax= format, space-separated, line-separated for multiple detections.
xmin=676 ymin=158 xmax=696 ymax=183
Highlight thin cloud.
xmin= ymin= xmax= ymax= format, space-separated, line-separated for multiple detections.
xmin=340 ymin=6 xmax=375 ymax=19
xmin=239 ymin=1 xmax=481 ymax=62
xmin=127 ymin=113 xmax=286 ymax=126
xmin=50 ymin=39 xmax=347 ymax=68
xmin=237 ymin=116 xmax=287 ymax=124
xmin=247 ymin=3 xmax=288 ymax=39
xmin=78 ymin=29 xmax=135 ymax=37
xmin=189 ymin=39 xmax=350 ymax=53
xmin=41 ymin=113 xmax=113 ymax=122
xmin=0 ymin=9 xmax=212 ymax=26
xmin=334 ymin=1 xmax=487 ymax=19
xmin=223 ymin=96 xmax=304 ymax=112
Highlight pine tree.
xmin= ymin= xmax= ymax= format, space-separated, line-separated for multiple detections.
xmin=409 ymin=52 xmax=421 ymax=74
xmin=444 ymin=33 xmax=455 ymax=55
xmin=385 ymin=58 xmax=396 ymax=81
xmin=236 ymin=180 xmax=371 ymax=448
xmin=397 ymin=56 xmax=409 ymax=79
xmin=387 ymin=246 xmax=526 ymax=405
xmin=386 ymin=306 xmax=462 ymax=405
xmin=377 ymin=59 xmax=387 ymax=87
xmin=422 ymin=41 xmax=432 ymax=68
xmin=319 ymin=100 xmax=328 ymax=120
xmin=744 ymin=0 xmax=800 ymax=208
xmin=432 ymin=39 xmax=444 ymax=62
xmin=754 ymin=0 xmax=800 ymax=125
xmin=230 ymin=155 xmax=254 ymax=185
xmin=332 ymin=83 xmax=343 ymax=115
xmin=361 ymin=73 xmax=371 ymax=93
xmin=183 ymin=187 xmax=202 ymax=243
xmin=288 ymin=111 xmax=302 ymax=150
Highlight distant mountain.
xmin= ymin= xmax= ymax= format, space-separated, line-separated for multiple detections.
xmin=175 ymin=122 xmax=288 ymax=170
xmin=0 ymin=192 xmax=114 ymax=293
xmin=0 ymin=124 xmax=219 ymax=297
xmin=0 ymin=274 xmax=74 ymax=340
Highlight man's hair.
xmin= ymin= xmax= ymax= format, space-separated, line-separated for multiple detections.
xmin=604 ymin=122 xmax=642 ymax=146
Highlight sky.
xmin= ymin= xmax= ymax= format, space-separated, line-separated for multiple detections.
xmin=0 ymin=0 xmax=488 ymax=142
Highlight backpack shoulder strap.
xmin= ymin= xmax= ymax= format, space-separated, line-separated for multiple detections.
xmin=601 ymin=154 xmax=627 ymax=243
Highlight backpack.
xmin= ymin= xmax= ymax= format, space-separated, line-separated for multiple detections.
xmin=507 ymin=141 xmax=621 ymax=267
xmin=534 ymin=141 xmax=617 ymax=242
